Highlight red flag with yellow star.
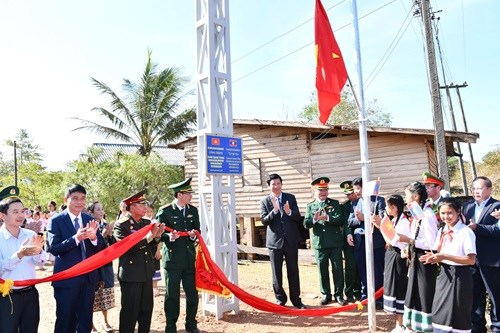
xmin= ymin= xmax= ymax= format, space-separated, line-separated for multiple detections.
xmin=315 ymin=0 xmax=348 ymax=124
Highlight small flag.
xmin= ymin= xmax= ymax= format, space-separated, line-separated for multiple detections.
xmin=211 ymin=137 xmax=220 ymax=145
xmin=379 ymin=215 xmax=398 ymax=245
xmin=407 ymin=201 xmax=425 ymax=220
xmin=229 ymin=139 xmax=237 ymax=147
xmin=315 ymin=0 xmax=348 ymax=124
xmin=362 ymin=178 xmax=381 ymax=197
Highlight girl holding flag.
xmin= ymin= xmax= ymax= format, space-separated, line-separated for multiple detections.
xmin=371 ymin=194 xmax=412 ymax=333
xmin=402 ymin=182 xmax=439 ymax=333
xmin=419 ymin=197 xmax=476 ymax=333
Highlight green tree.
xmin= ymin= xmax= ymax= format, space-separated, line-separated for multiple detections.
xmin=64 ymin=149 xmax=184 ymax=216
xmin=73 ymin=50 xmax=196 ymax=156
xmin=4 ymin=129 xmax=43 ymax=165
xmin=299 ymin=89 xmax=392 ymax=126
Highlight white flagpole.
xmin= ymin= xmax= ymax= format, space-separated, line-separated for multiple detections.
xmin=350 ymin=0 xmax=377 ymax=331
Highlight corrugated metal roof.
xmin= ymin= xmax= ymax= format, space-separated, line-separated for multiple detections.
xmin=169 ymin=118 xmax=479 ymax=148
xmin=91 ymin=143 xmax=184 ymax=166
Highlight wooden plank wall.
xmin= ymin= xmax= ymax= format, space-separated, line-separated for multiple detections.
xmin=182 ymin=126 xmax=433 ymax=217
xmin=310 ymin=132 xmax=430 ymax=200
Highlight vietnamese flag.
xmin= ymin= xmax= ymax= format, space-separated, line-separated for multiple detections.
xmin=315 ymin=0 xmax=348 ymax=124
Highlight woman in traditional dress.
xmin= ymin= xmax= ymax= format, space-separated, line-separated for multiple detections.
xmin=402 ymin=181 xmax=439 ymax=332
xmin=88 ymin=201 xmax=115 ymax=333
xmin=372 ymin=194 xmax=412 ymax=333
xmin=419 ymin=197 xmax=476 ymax=333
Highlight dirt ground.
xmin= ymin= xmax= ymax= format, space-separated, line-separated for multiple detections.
xmin=36 ymin=260 xmax=394 ymax=333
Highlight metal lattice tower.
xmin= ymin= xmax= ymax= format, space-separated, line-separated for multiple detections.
xmin=195 ymin=0 xmax=239 ymax=318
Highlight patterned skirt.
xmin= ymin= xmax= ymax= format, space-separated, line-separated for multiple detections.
xmin=403 ymin=248 xmax=438 ymax=332
xmin=93 ymin=287 xmax=115 ymax=312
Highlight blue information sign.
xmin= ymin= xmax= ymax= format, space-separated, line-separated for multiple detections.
xmin=206 ymin=135 xmax=243 ymax=175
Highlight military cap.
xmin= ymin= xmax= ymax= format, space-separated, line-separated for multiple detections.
xmin=339 ymin=180 xmax=354 ymax=194
xmin=422 ymin=172 xmax=445 ymax=187
xmin=168 ymin=177 xmax=194 ymax=193
xmin=311 ymin=177 xmax=330 ymax=190
xmin=123 ymin=189 xmax=147 ymax=206
xmin=0 ymin=186 xmax=20 ymax=201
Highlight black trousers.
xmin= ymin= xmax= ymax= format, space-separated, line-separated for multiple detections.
xmin=268 ymin=240 xmax=301 ymax=305
xmin=119 ymin=280 xmax=154 ymax=333
xmin=0 ymin=287 xmax=39 ymax=333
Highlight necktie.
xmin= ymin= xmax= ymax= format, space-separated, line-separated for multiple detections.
xmin=74 ymin=217 xmax=86 ymax=260
xmin=437 ymin=229 xmax=453 ymax=252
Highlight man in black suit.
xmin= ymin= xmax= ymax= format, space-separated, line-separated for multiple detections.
xmin=463 ymin=176 xmax=500 ymax=333
xmin=260 ymin=173 xmax=306 ymax=309
xmin=46 ymin=184 xmax=105 ymax=333
xmin=114 ymin=190 xmax=164 ymax=333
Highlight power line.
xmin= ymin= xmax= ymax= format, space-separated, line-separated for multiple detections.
xmin=232 ymin=0 xmax=347 ymax=64
xmin=233 ymin=0 xmax=397 ymax=84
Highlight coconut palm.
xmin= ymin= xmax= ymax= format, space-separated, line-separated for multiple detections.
xmin=73 ymin=51 xmax=196 ymax=156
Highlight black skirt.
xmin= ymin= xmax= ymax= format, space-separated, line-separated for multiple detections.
xmin=432 ymin=264 xmax=473 ymax=332
xmin=383 ymin=247 xmax=408 ymax=314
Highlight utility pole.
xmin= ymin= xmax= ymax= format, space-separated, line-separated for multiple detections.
xmin=417 ymin=0 xmax=449 ymax=189
xmin=14 ymin=140 xmax=18 ymax=187
xmin=453 ymin=83 xmax=477 ymax=179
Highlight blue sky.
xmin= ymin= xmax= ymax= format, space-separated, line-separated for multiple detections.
xmin=1 ymin=0 xmax=498 ymax=171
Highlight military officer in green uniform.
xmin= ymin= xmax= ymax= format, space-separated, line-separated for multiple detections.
xmin=340 ymin=180 xmax=361 ymax=302
xmin=156 ymin=177 xmax=201 ymax=333
xmin=114 ymin=190 xmax=164 ymax=333
xmin=304 ymin=177 xmax=353 ymax=306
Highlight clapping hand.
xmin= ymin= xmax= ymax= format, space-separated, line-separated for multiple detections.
xmin=85 ymin=220 xmax=99 ymax=241
xmin=17 ymin=235 xmax=44 ymax=258
xmin=272 ymin=196 xmax=280 ymax=212
xmin=491 ymin=209 xmax=500 ymax=220
xmin=283 ymin=201 xmax=291 ymax=215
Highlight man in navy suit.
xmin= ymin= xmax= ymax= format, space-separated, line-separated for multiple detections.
xmin=260 ymin=173 xmax=306 ymax=309
xmin=347 ymin=177 xmax=385 ymax=309
xmin=47 ymin=184 xmax=104 ymax=333
xmin=463 ymin=176 xmax=500 ymax=333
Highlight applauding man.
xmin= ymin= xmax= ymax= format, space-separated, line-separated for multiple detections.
xmin=0 ymin=186 xmax=45 ymax=333
xmin=46 ymin=184 xmax=104 ymax=333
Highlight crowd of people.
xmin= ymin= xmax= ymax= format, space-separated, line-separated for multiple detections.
xmin=259 ymin=172 xmax=500 ymax=333
xmin=1 ymin=172 xmax=499 ymax=333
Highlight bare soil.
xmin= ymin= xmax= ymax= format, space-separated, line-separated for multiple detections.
xmin=36 ymin=260 xmax=394 ymax=333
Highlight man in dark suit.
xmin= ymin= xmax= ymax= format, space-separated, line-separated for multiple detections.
xmin=114 ymin=190 xmax=164 ymax=333
xmin=46 ymin=184 xmax=105 ymax=333
xmin=463 ymin=176 xmax=500 ymax=333
xmin=260 ymin=173 xmax=306 ymax=309
xmin=156 ymin=177 xmax=201 ymax=333
xmin=347 ymin=177 xmax=385 ymax=309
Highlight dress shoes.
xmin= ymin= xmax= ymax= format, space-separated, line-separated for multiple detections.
xmin=335 ymin=297 xmax=348 ymax=306
xmin=276 ymin=300 xmax=286 ymax=306
xmin=293 ymin=302 xmax=307 ymax=309
xmin=186 ymin=328 xmax=202 ymax=333
xmin=320 ymin=297 xmax=332 ymax=305
xmin=345 ymin=296 xmax=356 ymax=303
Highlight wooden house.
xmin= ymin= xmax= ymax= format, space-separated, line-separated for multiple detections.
xmin=171 ymin=119 xmax=478 ymax=249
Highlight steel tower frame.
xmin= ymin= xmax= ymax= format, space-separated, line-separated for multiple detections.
xmin=195 ymin=0 xmax=239 ymax=319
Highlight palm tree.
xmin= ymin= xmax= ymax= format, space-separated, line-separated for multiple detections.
xmin=73 ymin=50 xmax=196 ymax=156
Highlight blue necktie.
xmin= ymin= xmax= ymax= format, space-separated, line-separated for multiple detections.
xmin=74 ymin=217 xmax=86 ymax=260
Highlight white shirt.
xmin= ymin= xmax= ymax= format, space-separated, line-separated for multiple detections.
xmin=0 ymin=225 xmax=43 ymax=288
xmin=474 ymin=197 xmax=492 ymax=223
xmin=433 ymin=220 xmax=476 ymax=266
xmin=392 ymin=214 xmax=412 ymax=250
xmin=411 ymin=204 xmax=439 ymax=251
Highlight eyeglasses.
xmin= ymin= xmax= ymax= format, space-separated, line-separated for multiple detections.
xmin=471 ymin=187 xmax=489 ymax=191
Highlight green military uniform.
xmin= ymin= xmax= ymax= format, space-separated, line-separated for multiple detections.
xmin=156 ymin=178 xmax=201 ymax=333
xmin=304 ymin=177 xmax=349 ymax=305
